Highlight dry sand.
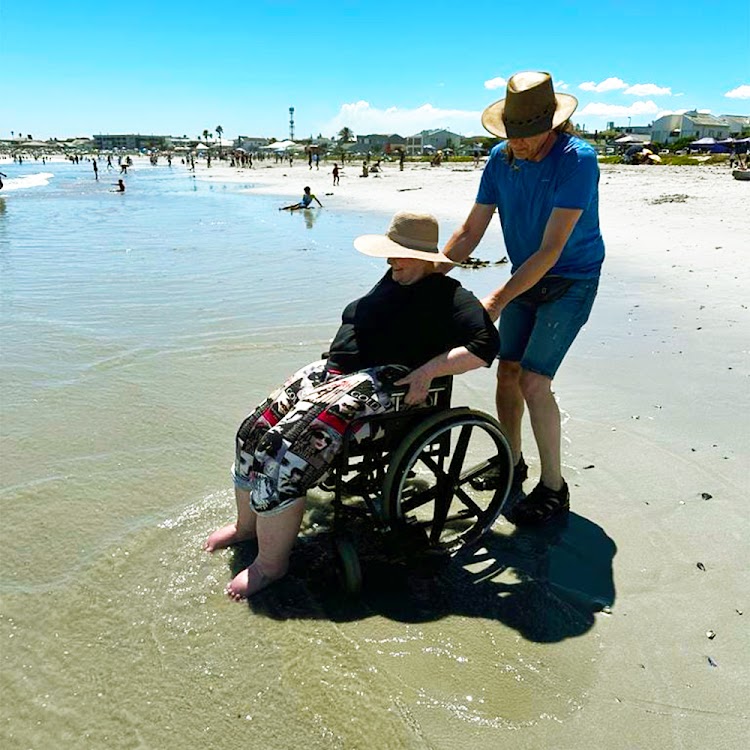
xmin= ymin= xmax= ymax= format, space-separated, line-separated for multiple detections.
xmin=198 ymin=158 xmax=749 ymax=747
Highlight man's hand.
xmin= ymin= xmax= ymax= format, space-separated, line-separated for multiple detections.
xmin=480 ymin=293 xmax=504 ymax=323
xmin=394 ymin=368 xmax=432 ymax=406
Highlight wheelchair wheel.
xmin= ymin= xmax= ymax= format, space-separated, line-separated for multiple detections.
xmin=334 ymin=537 xmax=362 ymax=595
xmin=382 ymin=408 xmax=513 ymax=554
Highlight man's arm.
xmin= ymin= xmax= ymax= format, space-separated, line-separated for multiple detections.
xmin=438 ymin=202 xmax=496 ymax=272
xmin=481 ymin=207 xmax=583 ymax=321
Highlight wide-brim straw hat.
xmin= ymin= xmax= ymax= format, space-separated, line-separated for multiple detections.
xmin=354 ymin=211 xmax=456 ymax=264
xmin=482 ymin=71 xmax=578 ymax=139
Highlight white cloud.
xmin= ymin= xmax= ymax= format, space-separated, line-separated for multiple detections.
xmin=555 ymin=80 xmax=570 ymax=91
xmin=578 ymin=100 xmax=660 ymax=118
xmin=579 ymin=77 xmax=628 ymax=93
xmin=725 ymin=84 xmax=750 ymax=99
xmin=484 ymin=76 xmax=507 ymax=90
xmin=322 ymin=101 xmax=482 ymax=138
xmin=624 ymin=83 xmax=672 ymax=96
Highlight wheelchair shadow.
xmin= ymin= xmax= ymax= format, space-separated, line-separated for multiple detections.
xmin=235 ymin=508 xmax=617 ymax=643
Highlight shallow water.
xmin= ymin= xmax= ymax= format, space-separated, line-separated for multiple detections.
xmin=1 ymin=158 xmax=613 ymax=748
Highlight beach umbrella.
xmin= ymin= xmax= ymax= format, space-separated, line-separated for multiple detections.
xmin=194 ymin=143 xmax=210 ymax=150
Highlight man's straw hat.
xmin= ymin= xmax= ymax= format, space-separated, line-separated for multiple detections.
xmin=354 ymin=211 xmax=455 ymax=264
xmin=482 ymin=71 xmax=578 ymax=139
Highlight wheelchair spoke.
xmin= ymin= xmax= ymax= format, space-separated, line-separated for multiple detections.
xmin=400 ymin=483 xmax=439 ymax=513
xmin=429 ymin=479 xmax=452 ymax=545
xmin=454 ymin=485 xmax=483 ymax=517
xmin=447 ymin=424 xmax=473 ymax=482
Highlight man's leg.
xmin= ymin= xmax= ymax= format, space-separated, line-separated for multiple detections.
xmin=520 ymin=370 xmax=563 ymax=491
xmin=226 ymin=498 xmax=306 ymax=600
xmin=496 ymin=360 xmax=524 ymax=464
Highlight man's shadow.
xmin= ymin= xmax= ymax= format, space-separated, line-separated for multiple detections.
xmin=230 ymin=503 xmax=616 ymax=643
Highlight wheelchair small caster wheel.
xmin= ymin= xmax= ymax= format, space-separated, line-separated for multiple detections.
xmin=334 ymin=537 xmax=362 ymax=595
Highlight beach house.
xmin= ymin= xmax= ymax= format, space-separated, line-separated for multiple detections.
xmin=405 ymin=129 xmax=463 ymax=156
xmin=650 ymin=111 xmax=731 ymax=144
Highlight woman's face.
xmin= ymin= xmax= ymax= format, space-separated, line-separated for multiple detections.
xmin=388 ymin=257 xmax=432 ymax=285
xmin=309 ymin=428 xmax=333 ymax=452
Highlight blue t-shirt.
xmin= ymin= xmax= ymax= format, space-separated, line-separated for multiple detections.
xmin=476 ymin=134 xmax=604 ymax=278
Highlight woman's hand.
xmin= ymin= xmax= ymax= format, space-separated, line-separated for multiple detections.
xmin=394 ymin=368 xmax=432 ymax=406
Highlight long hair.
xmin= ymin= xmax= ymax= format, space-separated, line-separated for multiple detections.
xmin=505 ymin=120 xmax=576 ymax=165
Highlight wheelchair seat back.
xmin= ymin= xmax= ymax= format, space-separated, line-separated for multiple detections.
xmin=337 ymin=375 xmax=453 ymax=462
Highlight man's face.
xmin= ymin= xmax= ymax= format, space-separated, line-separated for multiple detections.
xmin=508 ymin=130 xmax=552 ymax=161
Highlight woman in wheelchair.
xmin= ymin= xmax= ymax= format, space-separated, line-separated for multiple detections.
xmin=205 ymin=211 xmax=499 ymax=600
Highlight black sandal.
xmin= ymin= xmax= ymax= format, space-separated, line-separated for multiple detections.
xmin=510 ymin=480 xmax=569 ymax=526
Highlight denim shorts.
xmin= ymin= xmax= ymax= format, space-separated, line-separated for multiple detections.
xmin=498 ymin=276 xmax=599 ymax=379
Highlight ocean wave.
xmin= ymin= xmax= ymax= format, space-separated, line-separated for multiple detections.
xmin=1 ymin=172 xmax=55 ymax=191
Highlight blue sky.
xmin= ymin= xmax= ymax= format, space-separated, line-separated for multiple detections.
xmin=2 ymin=0 xmax=748 ymax=141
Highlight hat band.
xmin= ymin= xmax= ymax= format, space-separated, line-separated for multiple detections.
xmin=387 ymin=229 xmax=438 ymax=252
xmin=504 ymin=105 xmax=555 ymax=138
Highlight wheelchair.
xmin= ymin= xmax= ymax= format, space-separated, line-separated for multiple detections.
xmin=323 ymin=374 xmax=514 ymax=594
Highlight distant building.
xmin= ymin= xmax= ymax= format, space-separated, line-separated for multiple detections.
xmin=235 ymin=136 xmax=271 ymax=151
xmin=405 ymin=129 xmax=463 ymax=156
xmin=93 ymin=134 xmax=170 ymax=150
xmin=722 ymin=114 xmax=750 ymax=135
xmin=355 ymin=133 xmax=406 ymax=153
xmin=650 ymin=111 xmax=731 ymax=143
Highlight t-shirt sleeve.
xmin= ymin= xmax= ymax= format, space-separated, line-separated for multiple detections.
xmin=553 ymin=147 xmax=599 ymax=210
xmin=475 ymin=147 xmax=501 ymax=205
xmin=451 ymin=287 xmax=500 ymax=365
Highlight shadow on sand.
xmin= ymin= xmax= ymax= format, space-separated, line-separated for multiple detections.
xmin=231 ymin=505 xmax=617 ymax=644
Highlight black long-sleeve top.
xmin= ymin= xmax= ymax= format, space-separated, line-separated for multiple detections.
xmin=326 ymin=270 xmax=499 ymax=374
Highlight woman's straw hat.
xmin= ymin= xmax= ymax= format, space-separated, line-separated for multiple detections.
xmin=354 ymin=211 xmax=455 ymax=264
xmin=481 ymin=71 xmax=578 ymax=139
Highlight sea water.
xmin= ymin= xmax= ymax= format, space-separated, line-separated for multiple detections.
xmin=1 ymin=158 xmax=603 ymax=749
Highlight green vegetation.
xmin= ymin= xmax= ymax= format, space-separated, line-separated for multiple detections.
xmin=599 ymin=154 xmax=731 ymax=166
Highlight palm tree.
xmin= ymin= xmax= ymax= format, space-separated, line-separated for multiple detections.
xmin=337 ymin=127 xmax=354 ymax=163
xmin=215 ymin=125 xmax=223 ymax=158
xmin=202 ymin=129 xmax=210 ymax=143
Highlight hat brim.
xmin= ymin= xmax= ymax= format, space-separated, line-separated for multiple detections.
xmin=481 ymin=93 xmax=578 ymax=139
xmin=354 ymin=234 xmax=456 ymax=264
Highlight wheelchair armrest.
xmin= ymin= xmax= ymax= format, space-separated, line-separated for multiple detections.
xmin=388 ymin=374 xmax=453 ymax=410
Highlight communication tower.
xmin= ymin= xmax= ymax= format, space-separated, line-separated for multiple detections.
xmin=289 ymin=107 xmax=295 ymax=141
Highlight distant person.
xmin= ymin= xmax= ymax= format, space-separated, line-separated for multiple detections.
xmin=360 ymin=161 xmax=369 ymax=178
xmin=119 ymin=162 xmax=128 ymax=175
xmin=308 ymin=151 xmax=313 ymax=170
xmin=106 ymin=155 xmax=113 ymax=169
xmin=279 ymin=186 xmax=323 ymax=211
xmin=314 ymin=152 xmax=320 ymax=170
xmin=93 ymin=159 xmax=99 ymax=180
xmin=399 ymin=150 xmax=405 ymax=171
xmin=332 ymin=163 xmax=340 ymax=186
xmin=473 ymin=148 xmax=481 ymax=168
xmin=112 ymin=179 xmax=126 ymax=193
xmin=0 ymin=171 xmax=6 ymax=190
xmin=288 ymin=154 xmax=294 ymax=167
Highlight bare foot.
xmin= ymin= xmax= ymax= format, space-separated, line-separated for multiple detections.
xmin=203 ymin=523 xmax=255 ymax=553
xmin=225 ymin=562 xmax=280 ymax=601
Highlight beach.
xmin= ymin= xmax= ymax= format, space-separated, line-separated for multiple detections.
xmin=1 ymin=156 xmax=748 ymax=748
